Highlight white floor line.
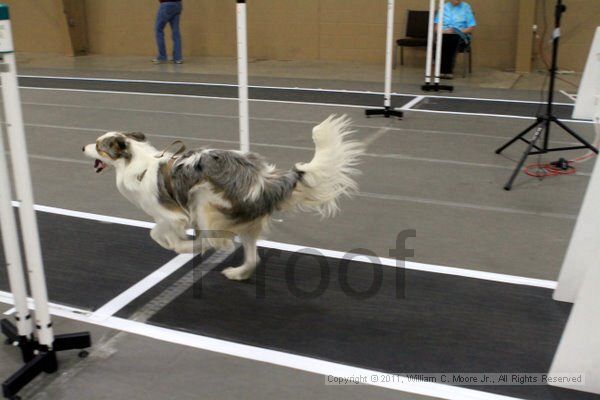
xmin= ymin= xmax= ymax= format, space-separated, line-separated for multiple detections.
xmin=0 ymin=290 xmax=93 ymax=316
xmin=16 ymin=101 xmax=577 ymax=150
xmin=356 ymin=192 xmax=577 ymax=220
xmin=3 ymin=307 xmax=16 ymax=315
xmin=18 ymin=73 xmax=573 ymax=106
xmin=400 ymin=95 xmax=425 ymax=110
xmin=18 ymin=101 xmax=581 ymax=145
xmin=17 ymin=122 xmax=593 ymax=174
xmin=257 ymin=240 xmax=557 ymax=289
xmin=0 ymin=291 xmax=522 ymax=400
xmin=20 ymin=87 xmax=369 ymax=109
xmin=407 ymin=108 xmax=595 ymax=125
xmin=21 ymin=86 xmax=592 ymax=124
xmin=89 ymin=254 xmax=194 ymax=321
xmin=17 ymin=202 xmax=557 ymax=289
xmin=11 ymin=201 xmax=155 ymax=229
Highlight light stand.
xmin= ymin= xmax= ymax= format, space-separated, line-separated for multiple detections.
xmin=495 ymin=0 xmax=597 ymax=190
xmin=365 ymin=0 xmax=403 ymax=118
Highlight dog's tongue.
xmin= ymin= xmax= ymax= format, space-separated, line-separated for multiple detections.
xmin=94 ymin=159 xmax=107 ymax=174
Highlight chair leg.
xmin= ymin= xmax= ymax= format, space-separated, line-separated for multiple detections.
xmin=463 ymin=51 xmax=467 ymax=78
xmin=469 ymin=49 xmax=472 ymax=73
xmin=393 ymin=45 xmax=397 ymax=69
xmin=400 ymin=46 xmax=404 ymax=66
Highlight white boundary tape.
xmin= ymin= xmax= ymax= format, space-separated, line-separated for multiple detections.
xmin=89 ymin=253 xmax=194 ymax=321
xmin=0 ymin=288 xmax=525 ymax=400
xmin=13 ymin=201 xmax=556 ymax=289
xmin=0 ymin=201 xmax=548 ymax=400
xmin=19 ymin=86 xmax=594 ymax=125
xmin=17 ymin=74 xmax=574 ymax=106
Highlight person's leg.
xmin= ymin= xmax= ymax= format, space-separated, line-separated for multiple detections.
xmin=169 ymin=3 xmax=183 ymax=62
xmin=440 ymin=33 xmax=460 ymax=75
xmin=154 ymin=4 xmax=169 ymax=61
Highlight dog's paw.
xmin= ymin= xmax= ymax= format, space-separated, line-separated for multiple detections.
xmin=222 ymin=267 xmax=253 ymax=281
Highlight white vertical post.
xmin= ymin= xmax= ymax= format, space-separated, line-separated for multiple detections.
xmin=554 ymin=28 xmax=600 ymax=303
xmin=554 ymin=119 xmax=600 ymax=303
xmin=424 ymin=0 xmax=436 ymax=84
xmin=0 ymin=83 xmax=32 ymax=339
xmin=434 ymin=0 xmax=445 ymax=84
xmin=0 ymin=10 xmax=54 ymax=347
xmin=549 ymin=244 xmax=600 ymax=394
xmin=382 ymin=0 xmax=395 ymax=109
xmin=236 ymin=0 xmax=250 ymax=153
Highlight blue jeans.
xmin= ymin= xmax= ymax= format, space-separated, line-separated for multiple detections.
xmin=155 ymin=2 xmax=182 ymax=61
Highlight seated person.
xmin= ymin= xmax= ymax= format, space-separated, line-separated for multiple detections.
xmin=434 ymin=0 xmax=476 ymax=78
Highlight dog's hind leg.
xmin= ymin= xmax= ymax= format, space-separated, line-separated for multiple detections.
xmin=222 ymin=235 xmax=259 ymax=281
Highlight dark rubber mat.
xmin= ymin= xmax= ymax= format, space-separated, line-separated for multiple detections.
xmin=18 ymin=76 xmax=413 ymax=108
xmin=414 ymin=96 xmax=576 ymax=120
xmin=147 ymin=247 xmax=597 ymax=400
xmin=0 ymin=211 xmax=176 ymax=310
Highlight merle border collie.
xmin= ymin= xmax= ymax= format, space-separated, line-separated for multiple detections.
xmin=83 ymin=115 xmax=363 ymax=280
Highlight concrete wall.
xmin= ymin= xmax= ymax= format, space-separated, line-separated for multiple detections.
xmin=534 ymin=0 xmax=600 ymax=71
xmin=2 ymin=0 xmax=70 ymax=54
xmin=4 ymin=0 xmax=600 ymax=71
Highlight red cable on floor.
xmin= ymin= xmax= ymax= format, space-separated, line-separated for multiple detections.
xmin=524 ymin=162 xmax=576 ymax=178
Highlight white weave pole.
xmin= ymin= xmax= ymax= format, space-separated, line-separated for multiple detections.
xmin=433 ymin=0 xmax=445 ymax=84
xmin=236 ymin=0 xmax=250 ymax=153
xmin=365 ymin=0 xmax=402 ymax=118
xmin=0 ymin=29 xmax=54 ymax=346
xmin=383 ymin=0 xmax=395 ymax=109
xmin=424 ymin=0 xmax=435 ymax=84
xmin=0 ymin=92 xmax=32 ymax=341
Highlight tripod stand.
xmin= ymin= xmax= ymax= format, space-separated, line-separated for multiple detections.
xmin=495 ymin=0 xmax=598 ymax=191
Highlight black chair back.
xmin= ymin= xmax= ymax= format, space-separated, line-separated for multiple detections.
xmin=406 ymin=10 xmax=429 ymax=38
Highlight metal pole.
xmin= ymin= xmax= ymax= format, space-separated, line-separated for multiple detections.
xmin=434 ymin=0 xmax=445 ymax=84
xmin=0 ymin=8 xmax=54 ymax=348
xmin=424 ymin=0 xmax=435 ymax=84
xmin=236 ymin=0 xmax=250 ymax=153
xmin=382 ymin=0 xmax=395 ymax=108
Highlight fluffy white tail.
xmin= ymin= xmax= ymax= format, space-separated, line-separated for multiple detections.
xmin=293 ymin=115 xmax=363 ymax=217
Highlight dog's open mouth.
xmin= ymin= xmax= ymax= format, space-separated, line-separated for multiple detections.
xmin=94 ymin=159 xmax=108 ymax=174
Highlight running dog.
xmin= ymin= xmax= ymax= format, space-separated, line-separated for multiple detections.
xmin=82 ymin=115 xmax=362 ymax=280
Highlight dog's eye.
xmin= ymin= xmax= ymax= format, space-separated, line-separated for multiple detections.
xmin=116 ymin=138 xmax=127 ymax=150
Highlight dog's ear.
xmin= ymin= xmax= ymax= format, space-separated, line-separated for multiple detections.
xmin=124 ymin=132 xmax=146 ymax=142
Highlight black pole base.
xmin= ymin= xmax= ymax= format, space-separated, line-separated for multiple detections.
xmin=365 ymin=106 xmax=403 ymax=119
xmin=422 ymin=82 xmax=453 ymax=92
xmin=1 ymin=320 xmax=35 ymax=363
xmin=495 ymin=115 xmax=598 ymax=191
xmin=2 ymin=321 xmax=91 ymax=400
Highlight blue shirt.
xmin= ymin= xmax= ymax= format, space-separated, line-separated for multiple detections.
xmin=434 ymin=2 xmax=476 ymax=31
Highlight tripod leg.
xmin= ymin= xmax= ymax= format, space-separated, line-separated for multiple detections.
xmin=553 ymin=118 xmax=599 ymax=154
xmin=504 ymin=127 xmax=544 ymax=191
xmin=495 ymin=119 xmax=541 ymax=155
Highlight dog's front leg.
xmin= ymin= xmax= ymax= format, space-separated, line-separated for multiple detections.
xmin=222 ymin=235 xmax=259 ymax=281
xmin=150 ymin=220 xmax=176 ymax=251
xmin=151 ymin=219 xmax=196 ymax=254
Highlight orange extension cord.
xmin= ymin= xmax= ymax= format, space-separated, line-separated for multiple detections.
xmin=524 ymin=123 xmax=600 ymax=179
